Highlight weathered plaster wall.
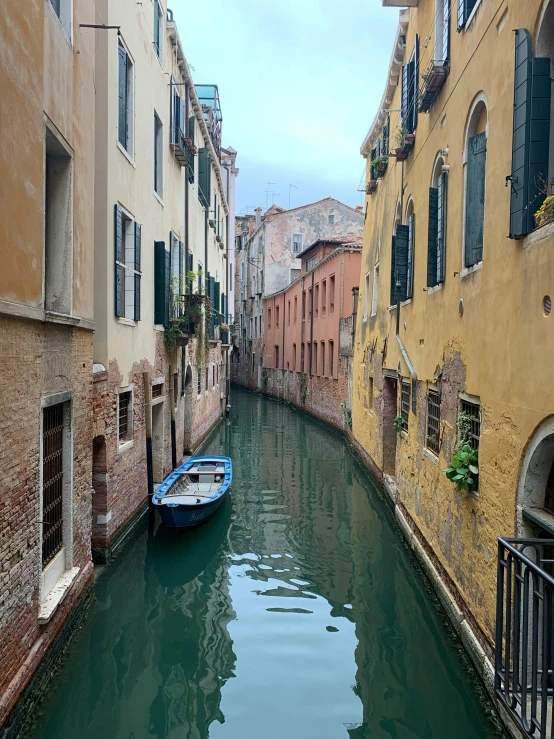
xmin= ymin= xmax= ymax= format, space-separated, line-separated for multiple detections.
xmin=352 ymin=0 xmax=554 ymax=645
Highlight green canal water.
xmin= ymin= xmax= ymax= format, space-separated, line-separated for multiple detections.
xmin=29 ymin=388 xmax=505 ymax=738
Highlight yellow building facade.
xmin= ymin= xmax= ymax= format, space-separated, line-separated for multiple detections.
xmin=353 ymin=0 xmax=554 ymax=670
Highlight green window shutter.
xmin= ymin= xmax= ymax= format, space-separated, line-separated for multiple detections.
xmin=401 ymin=64 xmax=409 ymax=131
xmin=222 ymin=293 xmax=227 ymax=321
xmin=198 ymin=263 xmax=203 ymax=293
xmin=179 ymin=97 xmax=185 ymax=137
xmin=170 ymin=79 xmax=175 ymax=144
xmin=214 ymin=281 xmax=220 ymax=313
xmin=188 ymin=115 xmax=195 ymax=143
xmin=134 ymin=222 xmax=141 ymax=321
xmin=118 ymin=47 xmax=127 ymax=148
xmin=154 ymin=240 xmax=166 ymax=325
xmin=114 ymin=205 xmax=124 ymax=317
xmin=179 ymin=240 xmax=183 ymax=295
xmin=407 ymin=214 xmax=415 ymax=299
xmin=164 ymin=249 xmax=170 ymax=327
xmin=465 ymin=132 xmax=486 ymax=267
xmin=510 ymin=29 xmax=551 ymax=238
xmin=427 ymin=188 xmax=439 ymax=288
xmin=198 ymin=148 xmax=210 ymax=207
xmin=382 ymin=115 xmax=389 ymax=155
xmin=413 ymin=35 xmax=419 ymax=131
xmin=390 ymin=235 xmax=397 ymax=305
xmin=437 ymin=172 xmax=448 ymax=283
xmin=395 ymin=225 xmax=410 ymax=303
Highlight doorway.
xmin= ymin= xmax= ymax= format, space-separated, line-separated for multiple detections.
xmin=152 ymin=403 xmax=164 ymax=483
xmin=382 ymin=377 xmax=398 ymax=475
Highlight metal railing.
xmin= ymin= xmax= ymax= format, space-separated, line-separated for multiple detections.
xmin=496 ymin=538 xmax=554 ymax=739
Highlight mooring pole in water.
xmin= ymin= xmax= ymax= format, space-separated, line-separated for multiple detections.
xmin=169 ymin=365 xmax=177 ymax=471
xmin=144 ymin=371 xmax=154 ymax=505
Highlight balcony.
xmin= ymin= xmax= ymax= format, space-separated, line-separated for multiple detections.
xmin=418 ymin=59 xmax=449 ymax=113
xmin=170 ymin=128 xmax=197 ymax=168
xmin=168 ymin=293 xmax=207 ymax=344
xmin=495 ymin=538 xmax=554 ymax=738
xmin=195 ymin=84 xmax=222 ymax=161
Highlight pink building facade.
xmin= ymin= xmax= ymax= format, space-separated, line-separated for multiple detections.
xmin=261 ymin=236 xmax=362 ymax=430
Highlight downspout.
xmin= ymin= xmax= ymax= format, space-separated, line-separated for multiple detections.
xmin=282 ymin=293 xmax=285 ymax=370
xmin=309 ymin=271 xmax=314 ymax=376
xmin=225 ymin=163 xmax=230 ymax=413
xmin=395 ymin=300 xmax=417 ymax=413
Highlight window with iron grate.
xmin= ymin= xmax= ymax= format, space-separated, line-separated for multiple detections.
xmin=460 ymin=399 xmax=481 ymax=450
xmin=152 ymin=382 xmax=163 ymax=399
xmin=118 ymin=391 xmax=133 ymax=443
xmin=426 ymin=390 xmax=441 ymax=454
xmin=401 ymin=380 xmax=410 ymax=432
xmin=42 ymin=404 xmax=65 ymax=567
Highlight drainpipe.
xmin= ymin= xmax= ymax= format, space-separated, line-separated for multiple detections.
xmin=351 ymin=287 xmax=359 ymax=337
xmin=169 ymin=365 xmax=177 ymax=470
xmin=395 ymin=300 xmax=417 ymax=413
xmin=282 ymin=293 xmax=285 ymax=370
xmin=309 ymin=271 xmax=314 ymax=376
xmin=143 ymin=372 xmax=154 ymax=504
xmin=225 ymin=162 xmax=230 ymax=414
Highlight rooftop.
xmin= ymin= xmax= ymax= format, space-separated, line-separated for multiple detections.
xmin=298 ymin=234 xmax=363 ymax=257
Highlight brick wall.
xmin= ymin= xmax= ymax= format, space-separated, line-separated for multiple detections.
xmin=0 ymin=317 xmax=94 ymax=727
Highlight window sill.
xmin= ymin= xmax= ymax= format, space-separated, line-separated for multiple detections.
xmin=388 ymin=299 xmax=412 ymax=311
xmin=118 ymin=439 xmax=134 ymax=454
xmin=400 ymin=430 xmax=408 ymax=441
xmin=118 ymin=317 xmax=137 ymax=327
xmin=427 ymin=283 xmax=443 ymax=295
xmin=154 ymin=324 xmax=166 ymax=331
xmin=523 ymin=220 xmax=554 ymax=249
xmin=151 ymin=396 xmax=164 ymax=406
xmin=153 ymin=190 xmax=164 ymax=207
xmin=38 ymin=567 xmax=80 ymax=625
xmin=460 ymin=262 xmax=482 ymax=279
xmin=44 ymin=311 xmax=79 ymax=326
xmin=117 ymin=142 xmax=135 ymax=167
xmin=424 ymin=448 xmax=439 ymax=465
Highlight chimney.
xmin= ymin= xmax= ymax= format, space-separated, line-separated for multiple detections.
xmin=356 ymin=205 xmax=363 ymax=212
xmin=255 ymin=207 xmax=262 ymax=228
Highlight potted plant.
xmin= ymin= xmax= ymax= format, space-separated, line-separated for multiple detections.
xmin=373 ymin=155 xmax=389 ymax=178
xmin=534 ymin=178 xmax=554 ymax=228
xmin=366 ymin=180 xmax=378 ymax=194
xmin=395 ymin=126 xmax=415 ymax=161
xmin=220 ymin=322 xmax=230 ymax=344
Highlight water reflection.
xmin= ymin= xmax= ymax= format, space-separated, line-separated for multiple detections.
xmin=30 ymin=389 xmax=504 ymax=739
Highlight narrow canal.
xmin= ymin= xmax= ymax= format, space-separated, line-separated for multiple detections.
xmin=29 ymin=388 xmax=504 ymax=738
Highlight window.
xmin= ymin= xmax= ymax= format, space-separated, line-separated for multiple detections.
xmin=174 ymin=373 xmax=179 ymax=406
xmin=118 ymin=42 xmax=134 ymax=155
xmin=363 ymin=272 xmax=370 ymax=321
xmin=293 ymin=344 xmax=297 ymax=371
xmin=314 ymin=284 xmax=319 ymax=318
xmin=321 ymin=281 xmax=327 ymax=315
xmin=329 ymin=341 xmax=334 ymax=377
xmin=45 ymin=129 xmax=72 ymax=315
xmin=115 ymin=206 xmax=141 ymax=321
xmin=401 ymin=380 xmax=410 ymax=433
xmin=42 ymin=402 xmax=66 ymax=568
xmin=275 ymin=345 xmax=279 ymax=368
xmin=254 ymin=316 xmax=258 ymax=338
xmin=428 ymin=159 xmax=448 ymax=288
xmin=302 ymin=291 xmax=306 ymax=320
xmin=426 ymin=390 xmax=441 ymax=455
xmin=152 ymin=382 xmax=163 ymax=399
xmin=118 ymin=390 xmax=133 ymax=443
xmin=153 ymin=0 xmax=164 ymax=59
xmin=250 ymin=317 xmax=253 ymax=338
xmin=390 ymin=223 xmax=410 ymax=305
xmin=205 ymin=367 xmax=208 ymax=391
xmin=306 ymin=256 xmax=317 ymax=271
xmin=371 ymin=265 xmax=379 ymax=317
xmin=406 ymin=203 xmax=415 ymax=299
xmin=321 ymin=342 xmax=325 ymax=376
xmin=268 ymin=308 xmax=271 ymax=329
xmin=457 ymin=0 xmax=479 ymax=30
xmin=464 ymin=97 xmax=487 ymax=268
xmin=329 ymin=275 xmax=335 ymax=314
xmin=276 ymin=306 xmax=280 ymax=328
xmin=460 ymin=399 xmax=481 ymax=450
xmin=197 ymin=369 xmax=201 ymax=394
xmin=435 ymin=0 xmax=451 ymax=62
xmin=328 ymin=214 xmax=335 ymax=225
xmin=170 ymin=232 xmax=183 ymax=310
xmin=401 ymin=37 xmax=419 ymax=134
xmin=301 ymin=343 xmax=305 ymax=372
xmin=308 ymin=288 xmax=312 ymax=318
xmin=197 ymin=147 xmax=211 ymax=207
xmin=294 ymin=296 xmax=298 ymax=323
xmin=154 ymin=112 xmax=163 ymax=198
xmin=287 ymin=300 xmax=290 ymax=326
xmin=292 ymin=233 xmax=303 ymax=253
xmin=252 ymin=353 xmax=256 ymax=373
xmin=212 ymin=365 xmax=216 ymax=388
xmin=48 ymin=0 xmax=71 ymax=38
xmin=313 ymin=343 xmax=318 ymax=376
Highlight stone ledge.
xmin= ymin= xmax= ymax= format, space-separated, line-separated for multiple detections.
xmin=38 ymin=567 xmax=79 ymax=625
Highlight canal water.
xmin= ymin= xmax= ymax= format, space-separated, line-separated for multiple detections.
xmin=29 ymin=388 xmax=505 ymax=738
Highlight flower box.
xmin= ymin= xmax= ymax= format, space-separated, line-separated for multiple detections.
xmin=366 ymin=180 xmax=378 ymax=194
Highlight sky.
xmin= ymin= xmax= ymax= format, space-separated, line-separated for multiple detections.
xmin=171 ymin=0 xmax=398 ymax=213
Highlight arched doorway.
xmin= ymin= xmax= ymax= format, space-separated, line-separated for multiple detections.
xmin=517 ymin=417 xmax=554 ymax=538
xmin=92 ymin=435 xmax=107 ymax=554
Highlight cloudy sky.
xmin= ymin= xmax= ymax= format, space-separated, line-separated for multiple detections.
xmin=171 ymin=1 xmax=398 ymax=213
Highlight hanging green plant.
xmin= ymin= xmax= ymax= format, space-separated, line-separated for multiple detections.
xmin=393 ymin=415 xmax=404 ymax=434
xmin=444 ymin=445 xmax=479 ymax=493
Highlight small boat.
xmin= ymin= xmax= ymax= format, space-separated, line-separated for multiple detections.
xmin=152 ymin=456 xmax=232 ymax=529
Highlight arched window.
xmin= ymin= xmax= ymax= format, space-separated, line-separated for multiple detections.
xmin=428 ymin=155 xmax=448 ymax=288
xmin=321 ymin=342 xmax=326 ymax=377
xmin=463 ymin=94 xmax=488 ymax=268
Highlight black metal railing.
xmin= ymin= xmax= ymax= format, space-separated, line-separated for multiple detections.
xmin=170 ymin=129 xmax=197 ymax=168
xmin=210 ymin=309 xmax=223 ymax=340
xmin=496 ymin=537 xmax=554 ymax=738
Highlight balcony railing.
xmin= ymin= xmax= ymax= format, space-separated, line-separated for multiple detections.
xmin=195 ymin=85 xmax=222 ymax=161
xmin=418 ymin=59 xmax=449 ymax=113
xmin=495 ymin=537 xmax=554 ymax=739
xmin=170 ymin=129 xmax=197 ymax=169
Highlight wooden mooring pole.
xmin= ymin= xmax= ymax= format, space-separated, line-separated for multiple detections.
xmin=143 ymin=371 xmax=154 ymax=504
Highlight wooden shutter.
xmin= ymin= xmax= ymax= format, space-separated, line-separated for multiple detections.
xmin=395 ymin=225 xmax=410 ymax=303
xmin=164 ymin=249 xmax=170 ymax=327
xmin=188 ymin=115 xmax=195 ymax=143
xmin=465 ymin=132 xmax=486 ymax=267
xmin=401 ymin=64 xmax=409 ymax=131
xmin=114 ymin=205 xmax=124 ymax=317
xmin=510 ymin=29 xmax=551 ymax=239
xmin=118 ymin=46 xmax=127 ymax=148
xmin=179 ymin=97 xmax=185 ymax=137
xmin=179 ymin=240 xmax=183 ymax=295
xmin=214 ymin=281 xmax=221 ymax=313
xmin=198 ymin=148 xmax=210 ymax=207
xmin=413 ymin=36 xmax=419 ymax=131
xmin=154 ymin=240 xmax=166 ymax=325
xmin=383 ymin=116 xmax=389 ymax=155
xmin=437 ymin=173 xmax=448 ymax=283
xmin=407 ymin=214 xmax=415 ymax=299
xmin=170 ymin=79 xmax=175 ymax=144
xmin=134 ymin=222 xmax=141 ymax=321
xmin=222 ymin=293 xmax=227 ymax=321
xmin=427 ymin=188 xmax=439 ymax=287
xmin=390 ymin=235 xmax=397 ymax=305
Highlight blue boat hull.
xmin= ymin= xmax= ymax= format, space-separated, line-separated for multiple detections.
xmin=157 ymin=493 xmax=227 ymax=529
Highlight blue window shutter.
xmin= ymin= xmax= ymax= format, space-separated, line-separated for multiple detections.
xmin=114 ymin=205 xmax=124 ymax=317
xmin=390 ymin=235 xmax=397 ymax=305
xmin=465 ymin=132 xmax=486 ymax=266
xmin=395 ymin=225 xmax=410 ymax=303
xmin=118 ymin=46 xmax=127 ymax=148
xmin=134 ymin=222 xmax=141 ymax=321
xmin=154 ymin=241 xmax=166 ymax=325
xmin=427 ymin=188 xmax=439 ymax=287
xmin=437 ymin=173 xmax=448 ymax=283
xmin=407 ymin=214 xmax=415 ymax=299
